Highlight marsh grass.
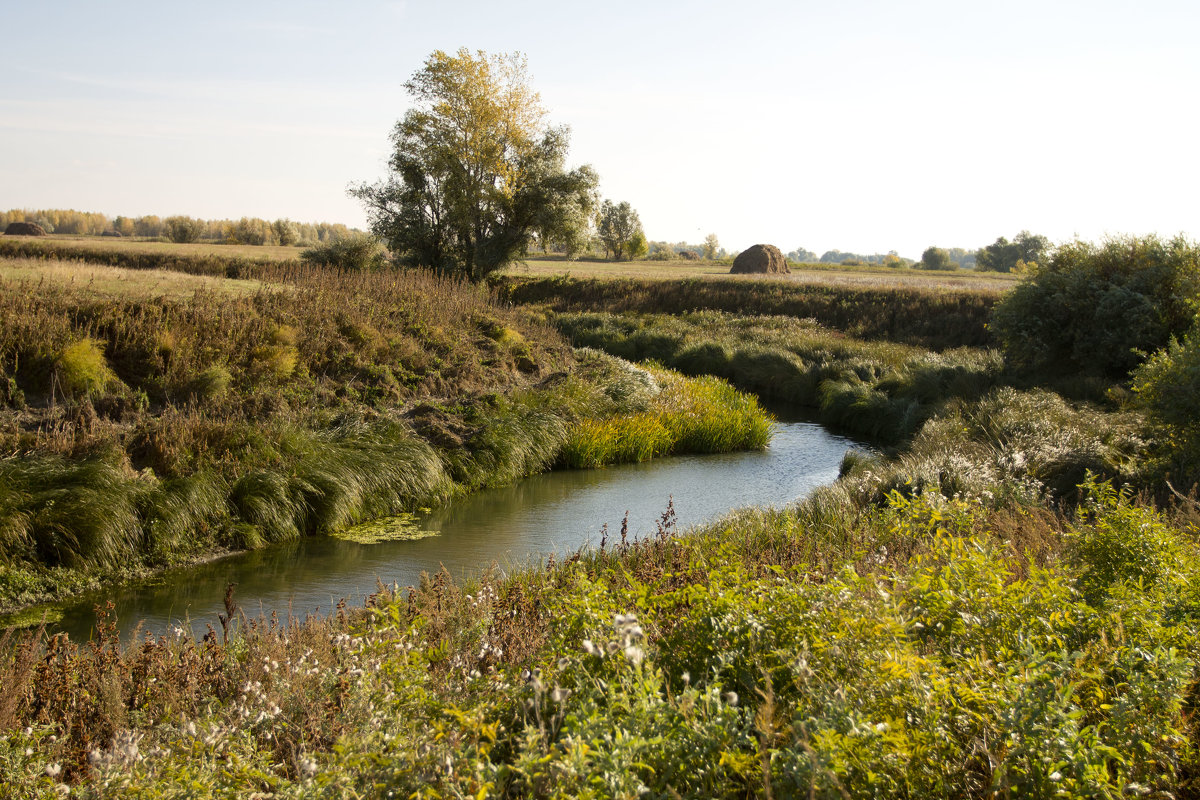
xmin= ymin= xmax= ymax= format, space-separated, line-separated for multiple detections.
xmin=496 ymin=273 xmax=1003 ymax=349
xmin=558 ymin=311 xmax=1003 ymax=444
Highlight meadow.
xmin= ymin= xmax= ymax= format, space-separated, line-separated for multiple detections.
xmin=4 ymin=234 xmax=1200 ymax=798
xmin=2 ymin=234 xmax=307 ymax=262
xmin=509 ymin=254 xmax=1019 ymax=291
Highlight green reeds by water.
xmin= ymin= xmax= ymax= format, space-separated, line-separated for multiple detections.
xmin=0 ymin=349 xmax=771 ymax=610
xmin=559 ymin=360 xmax=773 ymax=469
xmin=557 ymin=311 xmax=1003 ymax=444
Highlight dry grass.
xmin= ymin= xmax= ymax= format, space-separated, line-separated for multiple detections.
xmin=17 ymin=234 xmax=305 ymax=262
xmin=508 ymin=256 xmax=1020 ymax=292
xmin=0 ymin=256 xmax=270 ymax=299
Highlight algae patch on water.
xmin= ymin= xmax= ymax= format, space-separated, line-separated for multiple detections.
xmin=0 ymin=604 xmax=66 ymax=629
xmin=331 ymin=514 xmax=438 ymax=545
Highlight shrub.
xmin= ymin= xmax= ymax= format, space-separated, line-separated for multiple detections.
xmin=188 ymin=364 xmax=232 ymax=404
xmin=1069 ymin=478 xmax=1189 ymax=603
xmin=1131 ymin=322 xmax=1200 ymax=483
xmin=991 ymin=235 xmax=1200 ymax=379
xmin=300 ymin=232 xmax=387 ymax=271
xmin=56 ymin=338 xmax=115 ymax=397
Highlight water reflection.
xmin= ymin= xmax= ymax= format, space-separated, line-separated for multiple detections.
xmin=51 ymin=417 xmax=860 ymax=640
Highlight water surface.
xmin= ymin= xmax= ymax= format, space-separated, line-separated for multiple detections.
xmin=50 ymin=416 xmax=859 ymax=640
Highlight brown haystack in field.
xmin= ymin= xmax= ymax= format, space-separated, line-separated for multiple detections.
xmin=731 ymin=244 xmax=789 ymax=274
xmin=4 ymin=221 xmax=47 ymax=236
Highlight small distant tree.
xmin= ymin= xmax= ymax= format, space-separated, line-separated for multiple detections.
xmin=112 ymin=216 xmax=135 ymax=236
xmin=703 ymin=233 xmax=720 ymax=260
xmin=977 ymin=230 xmax=1050 ymax=272
xmin=228 ymin=217 xmax=270 ymax=246
xmin=597 ymin=200 xmax=644 ymax=261
xmin=273 ymin=218 xmax=300 ymax=246
xmin=134 ymin=215 xmax=164 ymax=238
xmin=919 ymin=246 xmax=955 ymax=270
xmin=164 ymin=216 xmax=204 ymax=243
xmin=628 ymin=229 xmax=648 ymax=260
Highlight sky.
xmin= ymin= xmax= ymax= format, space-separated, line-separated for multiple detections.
xmin=1 ymin=0 xmax=1198 ymax=259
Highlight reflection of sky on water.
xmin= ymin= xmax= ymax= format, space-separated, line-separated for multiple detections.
xmin=50 ymin=419 xmax=860 ymax=640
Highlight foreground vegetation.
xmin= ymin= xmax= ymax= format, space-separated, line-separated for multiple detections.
xmin=4 ymin=441 xmax=1197 ymax=797
xmin=4 ymin=232 xmax=1200 ymax=797
xmin=0 ymin=261 xmax=771 ymax=612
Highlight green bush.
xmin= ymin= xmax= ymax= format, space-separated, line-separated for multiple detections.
xmin=300 ymin=232 xmax=387 ymax=271
xmin=1131 ymin=322 xmax=1200 ymax=482
xmin=991 ymin=235 xmax=1200 ymax=379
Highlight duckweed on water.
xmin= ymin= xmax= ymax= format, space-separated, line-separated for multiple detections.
xmin=329 ymin=514 xmax=438 ymax=545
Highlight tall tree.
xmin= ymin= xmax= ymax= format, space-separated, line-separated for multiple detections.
xmin=352 ymin=49 xmax=597 ymax=281
xmin=703 ymin=233 xmax=720 ymax=260
xmin=597 ymin=200 xmax=644 ymax=261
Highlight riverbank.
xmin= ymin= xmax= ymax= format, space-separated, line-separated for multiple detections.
xmin=5 ymin=414 xmax=1197 ymax=796
xmin=0 ymin=263 xmax=772 ymax=614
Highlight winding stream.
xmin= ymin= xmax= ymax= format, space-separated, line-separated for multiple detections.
xmin=47 ymin=413 xmax=861 ymax=640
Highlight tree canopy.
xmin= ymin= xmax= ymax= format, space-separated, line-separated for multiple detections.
xmin=597 ymin=200 xmax=645 ymax=261
xmin=353 ymin=49 xmax=598 ymax=281
xmin=919 ymin=246 xmax=954 ymax=271
xmin=977 ymin=231 xmax=1050 ymax=273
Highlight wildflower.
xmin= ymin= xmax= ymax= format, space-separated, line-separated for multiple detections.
xmin=724 ymin=691 xmax=739 ymax=707
xmin=681 ymin=671 xmax=690 ymax=685
xmin=557 ymin=657 xmax=571 ymax=670
xmin=623 ymin=645 xmax=644 ymax=665
xmin=46 ymin=763 xmax=62 ymax=778
xmin=551 ymin=687 xmax=571 ymax=703
xmin=298 ymin=757 xmax=318 ymax=779
xmin=1049 ymin=771 xmax=1062 ymax=782
xmin=582 ymin=639 xmax=600 ymax=656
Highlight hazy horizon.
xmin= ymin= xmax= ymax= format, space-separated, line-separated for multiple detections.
xmin=2 ymin=0 xmax=1197 ymax=260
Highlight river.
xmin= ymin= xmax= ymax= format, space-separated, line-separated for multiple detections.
xmin=45 ymin=414 xmax=860 ymax=640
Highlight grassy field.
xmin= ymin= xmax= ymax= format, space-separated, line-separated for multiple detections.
xmin=2 ymin=233 xmax=306 ymax=262
xmin=509 ymin=255 xmax=1020 ymax=291
xmin=0 ymin=256 xmax=271 ymax=299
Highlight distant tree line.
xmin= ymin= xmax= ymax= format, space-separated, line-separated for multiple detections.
xmin=0 ymin=208 xmax=356 ymax=247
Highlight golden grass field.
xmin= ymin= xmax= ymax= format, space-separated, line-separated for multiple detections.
xmin=0 ymin=256 xmax=271 ymax=298
xmin=508 ymin=255 xmax=1021 ymax=291
xmin=14 ymin=233 xmax=305 ymax=261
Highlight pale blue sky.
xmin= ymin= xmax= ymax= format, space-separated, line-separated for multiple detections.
xmin=2 ymin=0 xmax=1197 ymax=258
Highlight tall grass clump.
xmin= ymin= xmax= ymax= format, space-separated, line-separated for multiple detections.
xmin=55 ymin=338 xmax=117 ymax=398
xmin=0 ymin=451 xmax=144 ymax=570
xmin=559 ymin=356 xmax=772 ymax=468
